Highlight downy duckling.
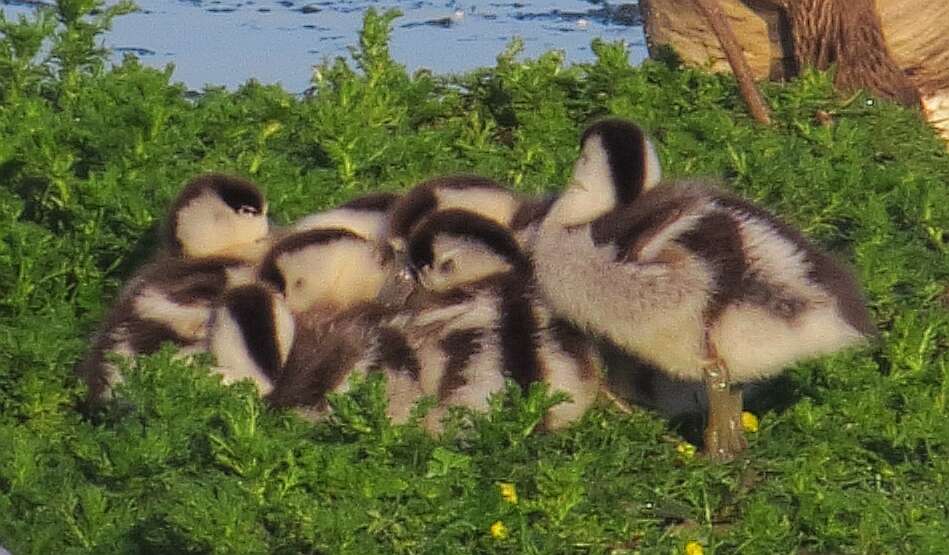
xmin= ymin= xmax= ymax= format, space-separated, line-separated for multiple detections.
xmin=77 ymin=173 xmax=270 ymax=404
xmin=398 ymin=208 xmax=601 ymax=432
xmin=532 ymin=118 xmax=875 ymax=459
xmin=378 ymin=175 xmax=554 ymax=307
xmin=210 ymin=227 xmax=422 ymax=422
xmin=293 ymin=191 xmax=400 ymax=242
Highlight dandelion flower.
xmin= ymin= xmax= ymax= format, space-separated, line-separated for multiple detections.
xmin=741 ymin=411 xmax=759 ymax=433
xmin=685 ymin=540 xmax=704 ymax=555
xmin=499 ymin=482 xmax=518 ymax=504
xmin=490 ymin=520 xmax=509 ymax=540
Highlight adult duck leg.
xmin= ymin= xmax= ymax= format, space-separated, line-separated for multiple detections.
xmin=702 ymin=328 xmax=747 ymax=460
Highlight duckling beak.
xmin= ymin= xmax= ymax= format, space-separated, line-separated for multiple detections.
xmin=376 ymin=249 xmax=419 ymax=308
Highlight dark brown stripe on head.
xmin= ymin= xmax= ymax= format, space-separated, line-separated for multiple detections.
xmin=676 ymin=211 xmax=747 ymax=321
xmin=389 ymin=175 xmax=508 ymax=241
xmin=511 ymin=194 xmax=557 ymax=230
xmin=165 ymin=174 xmax=264 ymax=253
xmin=581 ymin=118 xmax=648 ymax=206
xmin=258 ymin=228 xmax=366 ymax=293
xmin=407 ymin=209 xmax=529 ymax=273
xmin=340 ymin=191 xmax=401 ymax=212
xmin=219 ymin=285 xmax=283 ymax=380
xmin=438 ymin=328 xmax=483 ymax=400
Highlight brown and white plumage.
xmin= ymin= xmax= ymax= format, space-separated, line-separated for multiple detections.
xmin=397 ymin=208 xmax=601 ymax=432
xmin=210 ymin=227 xmax=423 ymax=422
xmin=377 ymin=175 xmax=554 ymax=306
xmin=77 ymin=174 xmax=271 ymax=404
xmin=293 ymin=191 xmax=400 ymax=242
xmin=532 ymin=118 xmax=874 ymax=458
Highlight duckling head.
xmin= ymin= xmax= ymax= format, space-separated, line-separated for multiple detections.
xmin=259 ymin=228 xmax=389 ymax=314
xmin=293 ymin=191 xmax=400 ymax=242
xmin=406 ymin=208 xmax=528 ymax=293
xmin=551 ymin=118 xmax=662 ymax=226
xmin=166 ymin=173 xmax=269 ymax=258
xmin=384 ymin=175 xmax=520 ymax=257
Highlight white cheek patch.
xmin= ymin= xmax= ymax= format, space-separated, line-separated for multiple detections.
xmin=434 ymin=187 xmax=520 ymax=226
xmin=279 ymin=239 xmax=388 ymax=314
xmin=427 ymin=236 xmax=513 ymax=290
xmin=642 ymin=136 xmax=662 ymax=191
xmin=175 ymin=193 xmax=269 ymax=258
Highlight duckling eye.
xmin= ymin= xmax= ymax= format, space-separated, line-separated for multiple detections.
xmin=294 ymin=277 xmax=304 ymax=289
xmin=238 ymin=204 xmax=259 ymax=215
xmin=438 ymin=259 xmax=455 ymax=274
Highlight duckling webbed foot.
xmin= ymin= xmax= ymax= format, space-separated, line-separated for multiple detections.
xmin=701 ymin=339 xmax=746 ymax=461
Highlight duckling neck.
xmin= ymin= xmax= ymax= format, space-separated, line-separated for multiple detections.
xmin=544 ymin=189 xmax=613 ymax=229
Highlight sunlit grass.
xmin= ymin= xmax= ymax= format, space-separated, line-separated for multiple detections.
xmin=1 ymin=2 xmax=947 ymax=553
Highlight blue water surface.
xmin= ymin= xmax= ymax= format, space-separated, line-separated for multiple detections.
xmin=1 ymin=0 xmax=647 ymax=92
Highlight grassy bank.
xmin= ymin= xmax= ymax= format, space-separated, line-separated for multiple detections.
xmin=1 ymin=2 xmax=948 ymax=553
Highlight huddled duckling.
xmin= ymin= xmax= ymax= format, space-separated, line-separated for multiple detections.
xmin=293 ymin=191 xmax=401 ymax=241
xmin=78 ymin=174 xmax=271 ymax=404
xmin=396 ymin=208 xmax=600 ymax=432
xmin=532 ymin=118 xmax=875 ymax=459
xmin=378 ymin=175 xmax=556 ymax=307
xmin=209 ymin=226 xmax=423 ymax=422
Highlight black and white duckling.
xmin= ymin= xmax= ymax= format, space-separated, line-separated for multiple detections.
xmin=209 ymin=227 xmax=423 ymax=423
xmin=395 ymin=208 xmax=601 ymax=432
xmin=293 ymin=191 xmax=400 ymax=242
xmin=378 ymin=175 xmax=555 ymax=306
xmin=77 ymin=173 xmax=271 ymax=404
xmin=532 ymin=118 xmax=875 ymax=459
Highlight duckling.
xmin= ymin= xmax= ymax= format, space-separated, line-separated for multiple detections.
xmin=208 ymin=283 xmax=295 ymax=395
xmin=397 ymin=208 xmax=600 ymax=432
xmin=293 ymin=191 xmax=400 ymax=241
xmin=210 ymin=227 xmax=423 ymax=423
xmin=77 ymin=173 xmax=271 ymax=404
xmin=532 ymin=118 xmax=875 ymax=459
xmin=379 ymin=175 xmax=554 ymax=307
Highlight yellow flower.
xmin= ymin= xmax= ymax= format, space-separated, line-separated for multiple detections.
xmin=498 ymin=482 xmax=518 ymax=504
xmin=490 ymin=520 xmax=508 ymax=540
xmin=685 ymin=540 xmax=704 ymax=555
xmin=741 ymin=411 xmax=760 ymax=433
xmin=676 ymin=442 xmax=696 ymax=459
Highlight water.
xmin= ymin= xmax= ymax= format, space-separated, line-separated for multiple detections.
xmin=1 ymin=0 xmax=647 ymax=93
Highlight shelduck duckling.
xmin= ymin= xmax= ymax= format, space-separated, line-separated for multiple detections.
xmin=209 ymin=227 xmax=422 ymax=422
xmin=293 ymin=191 xmax=400 ymax=242
xmin=378 ymin=175 xmax=554 ymax=306
xmin=397 ymin=208 xmax=601 ymax=432
xmin=78 ymin=174 xmax=271 ymax=403
xmin=531 ymin=118 xmax=875 ymax=459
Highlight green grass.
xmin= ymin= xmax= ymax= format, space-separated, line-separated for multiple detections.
xmin=2 ymin=2 xmax=948 ymax=553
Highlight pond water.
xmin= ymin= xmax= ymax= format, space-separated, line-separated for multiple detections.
xmin=1 ymin=0 xmax=648 ymax=93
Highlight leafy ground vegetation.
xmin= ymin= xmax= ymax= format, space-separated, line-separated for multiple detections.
xmin=2 ymin=2 xmax=948 ymax=553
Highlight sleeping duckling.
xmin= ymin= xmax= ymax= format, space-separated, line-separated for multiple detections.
xmin=77 ymin=173 xmax=271 ymax=404
xmin=532 ymin=118 xmax=875 ymax=459
xmin=398 ymin=208 xmax=601 ymax=432
xmin=210 ymin=227 xmax=422 ymax=422
xmin=379 ymin=175 xmax=554 ymax=307
xmin=293 ymin=191 xmax=400 ymax=241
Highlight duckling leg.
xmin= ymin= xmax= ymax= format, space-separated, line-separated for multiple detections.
xmin=597 ymin=384 xmax=635 ymax=414
xmin=702 ymin=330 xmax=747 ymax=461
